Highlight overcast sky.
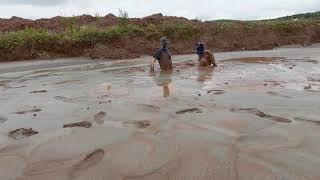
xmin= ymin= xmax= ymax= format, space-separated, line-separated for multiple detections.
xmin=0 ymin=0 xmax=319 ymax=20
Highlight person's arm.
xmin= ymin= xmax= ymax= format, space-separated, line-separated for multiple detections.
xmin=150 ymin=58 xmax=157 ymax=72
xmin=211 ymin=54 xmax=218 ymax=67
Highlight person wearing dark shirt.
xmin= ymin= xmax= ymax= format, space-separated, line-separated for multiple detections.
xmin=150 ymin=37 xmax=173 ymax=71
xmin=196 ymin=42 xmax=205 ymax=62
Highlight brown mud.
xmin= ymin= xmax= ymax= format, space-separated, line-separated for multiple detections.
xmin=223 ymin=57 xmax=287 ymax=64
xmin=137 ymin=104 xmax=161 ymax=112
xmin=124 ymin=120 xmax=151 ymax=129
xmin=72 ymin=149 xmax=105 ymax=174
xmin=14 ymin=108 xmax=42 ymax=114
xmin=9 ymin=128 xmax=39 ymax=140
xmin=266 ymin=91 xmax=292 ymax=98
xmin=63 ymin=121 xmax=92 ymax=128
xmin=207 ymin=89 xmax=226 ymax=95
xmin=94 ymin=111 xmax=107 ymax=125
xmin=230 ymin=108 xmax=292 ymax=123
xmin=176 ymin=107 xmax=203 ymax=114
xmin=294 ymin=117 xmax=320 ymax=125
xmin=29 ymin=90 xmax=48 ymax=93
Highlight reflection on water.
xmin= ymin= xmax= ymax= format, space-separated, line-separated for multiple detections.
xmin=152 ymin=70 xmax=173 ymax=97
xmin=197 ymin=66 xmax=214 ymax=82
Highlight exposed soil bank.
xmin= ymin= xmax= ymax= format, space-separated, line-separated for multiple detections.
xmin=0 ymin=13 xmax=320 ymax=61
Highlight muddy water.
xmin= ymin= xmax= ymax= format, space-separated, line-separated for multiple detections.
xmin=0 ymin=46 xmax=320 ymax=180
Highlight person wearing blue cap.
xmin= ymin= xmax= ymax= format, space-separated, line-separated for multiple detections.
xmin=196 ymin=42 xmax=217 ymax=67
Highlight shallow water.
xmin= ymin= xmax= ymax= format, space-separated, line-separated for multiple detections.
xmin=0 ymin=47 xmax=320 ymax=180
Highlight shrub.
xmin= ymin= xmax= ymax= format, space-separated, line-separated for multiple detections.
xmin=118 ymin=9 xmax=129 ymax=27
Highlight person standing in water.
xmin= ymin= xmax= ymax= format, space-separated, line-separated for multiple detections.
xmin=150 ymin=37 xmax=173 ymax=72
xmin=196 ymin=42 xmax=217 ymax=67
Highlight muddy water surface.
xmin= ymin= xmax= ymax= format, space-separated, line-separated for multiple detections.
xmin=0 ymin=46 xmax=320 ymax=180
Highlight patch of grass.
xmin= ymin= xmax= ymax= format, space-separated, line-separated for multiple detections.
xmin=58 ymin=16 xmax=78 ymax=30
xmin=0 ymin=22 xmax=200 ymax=54
xmin=260 ymin=20 xmax=305 ymax=35
xmin=277 ymin=11 xmax=320 ymax=20
xmin=211 ymin=22 xmax=237 ymax=34
xmin=160 ymin=22 xmax=200 ymax=40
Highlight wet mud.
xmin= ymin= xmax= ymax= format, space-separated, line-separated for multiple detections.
xmin=54 ymin=80 xmax=81 ymax=85
xmin=137 ymin=104 xmax=161 ymax=112
xmin=207 ymin=89 xmax=226 ymax=95
xmin=124 ymin=120 xmax=151 ymax=129
xmin=14 ymin=108 xmax=42 ymax=115
xmin=294 ymin=117 xmax=320 ymax=125
xmin=72 ymin=149 xmax=105 ymax=173
xmin=266 ymin=91 xmax=292 ymax=98
xmin=0 ymin=47 xmax=320 ymax=179
xmin=223 ymin=57 xmax=286 ymax=64
xmin=176 ymin=108 xmax=203 ymax=114
xmin=63 ymin=121 xmax=92 ymax=128
xmin=94 ymin=111 xmax=107 ymax=125
xmin=0 ymin=116 xmax=7 ymax=123
xmin=9 ymin=128 xmax=39 ymax=140
xmin=29 ymin=90 xmax=48 ymax=93
xmin=230 ymin=108 xmax=292 ymax=123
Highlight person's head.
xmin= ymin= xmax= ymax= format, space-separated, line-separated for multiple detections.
xmin=196 ymin=42 xmax=205 ymax=49
xmin=160 ymin=37 xmax=168 ymax=48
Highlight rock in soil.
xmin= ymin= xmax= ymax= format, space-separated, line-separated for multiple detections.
xmin=63 ymin=121 xmax=92 ymax=128
xmin=9 ymin=128 xmax=39 ymax=140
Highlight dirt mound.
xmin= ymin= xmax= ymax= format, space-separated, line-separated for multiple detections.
xmin=0 ymin=13 xmax=320 ymax=61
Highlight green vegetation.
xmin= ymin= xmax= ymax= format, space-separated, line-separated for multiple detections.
xmin=0 ymin=22 xmax=200 ymax=53
xmin=277 ymin=11 xmax=320 ymax=20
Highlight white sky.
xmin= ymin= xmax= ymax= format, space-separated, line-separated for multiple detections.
xmin=0 ymin=0 xmax=319 ymax=20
